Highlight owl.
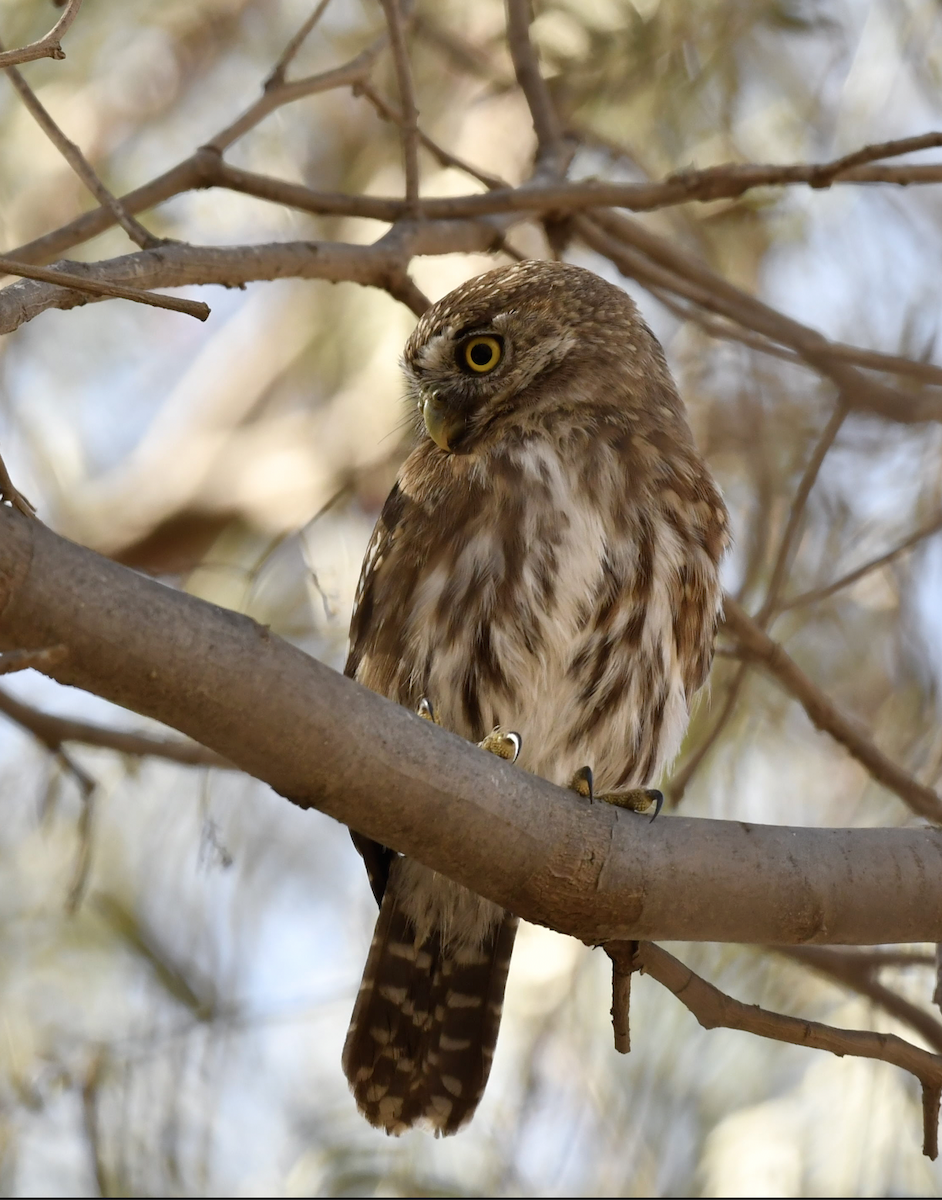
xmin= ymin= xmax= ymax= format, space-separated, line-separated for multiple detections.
xmin=341 ymin=260 xmax=728 ymax=1135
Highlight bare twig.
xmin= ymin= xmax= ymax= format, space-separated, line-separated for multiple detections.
xmin=781 ymin=513 xmax=942 ymax=611
xmin=636 ymin=940 xmax=942 ymax=1160
xmin=505 ymin=0 xmax=563 ymax=170
xmin=0 ymin=685 xmax=232 ymax=767
xmin=264 ymin=0 xmax=334 ymax=89
xmin=379 ymin=0 xmax=421 ymax=212
xmin=758 ymin=401 xmax=849 ymax=623
xmin=576 ymin=211 xmax=942 ymax=425
xmin=778 ymin=946 xmax=942 ymax=1054
xmin=722 ymin=597 xmax=942 ymax=823
xmin=0 ymin=255 xmax=210 ymax=321
xmin=356 ymin=81 xmax=508 ymax=191
xmin=0 ymin=646 xmax=67 ymax=675
xmin=0 ymin=0 xmax=83 ymax=68
xmin=667 ymin=660 xmax=750 ymax=805
xmin=205 ymin=33 xmax=387 ymax=154
xmin=1 ymin=50 xmax=158 ymax=249
xmin=605 ymin=941 xmax=637 ymax=1054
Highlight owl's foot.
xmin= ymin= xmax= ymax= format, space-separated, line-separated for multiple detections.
xmin=569 ymin=766 xmax=663 ymax=822
xmin=416 ymin=699 xmax=522 ymax=764
xmin=478 ymin=726 xmax=522 ymax=763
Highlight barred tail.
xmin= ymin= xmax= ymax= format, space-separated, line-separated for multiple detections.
xmin=342 ymin=881 xmax=517 ymax=1136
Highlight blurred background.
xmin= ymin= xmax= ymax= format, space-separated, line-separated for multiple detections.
xmin=2 ymin=0 xmax=942 ymax=1194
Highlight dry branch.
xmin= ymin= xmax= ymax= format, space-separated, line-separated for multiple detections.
xmin=722 ymin=598 xmax=942 ymax=823
xmin=636 ymin=941 xmax=942 ymax=1159
xmin=0 ymin=686 xmax=229 ymax=767
xmin=0 ymin=0 xmax=83 ymax=68
xmin=0 ymin=256 xmax=209 ymax=322
xmin=1 ymin=506 xmax=942 ymax=946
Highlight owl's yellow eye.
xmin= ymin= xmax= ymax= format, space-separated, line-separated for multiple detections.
xmin=460 ymin=335 xmax=502 ymax=374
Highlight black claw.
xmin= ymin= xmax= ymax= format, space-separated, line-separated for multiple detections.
xmin=417 ymin=697 xmax=435 ymax=722
xmin=506 ymin=731 xmax=522 ymax=763
xmin=646 ymin=788 xmax=664 ymax=822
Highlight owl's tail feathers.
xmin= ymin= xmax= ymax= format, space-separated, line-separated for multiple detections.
xmin=342 ymin=892 xmax=517 ymax=1136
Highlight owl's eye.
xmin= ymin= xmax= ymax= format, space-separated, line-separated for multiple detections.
xmin=459 ymin=335 xmax=502 ymax=374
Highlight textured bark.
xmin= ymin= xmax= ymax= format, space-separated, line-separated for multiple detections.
xmin=0 ymin=505 xmax=940 ymax=945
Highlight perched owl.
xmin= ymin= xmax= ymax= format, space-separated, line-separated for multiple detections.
xmin=342 ymin=260 xmax=728 ymax=1135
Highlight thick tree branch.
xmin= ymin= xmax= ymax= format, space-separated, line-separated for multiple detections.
xmin=1 ymin=506 xmax=941 ymax=945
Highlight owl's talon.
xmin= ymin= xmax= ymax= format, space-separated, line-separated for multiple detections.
xmin=569 ymin=770 xmax=662 ymax=819
xmin=570 ymin=765 xmax=594 ymax=801
xmin=478 ymin=727 xmax=522 ymax=763
xmin=417 ymin=697 xmax=438 ymax=723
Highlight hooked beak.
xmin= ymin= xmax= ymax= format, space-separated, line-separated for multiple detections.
xmin=421 ymin=392 xmax=466 ymax=453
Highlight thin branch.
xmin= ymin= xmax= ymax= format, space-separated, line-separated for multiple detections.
xmin=605 ymin=941 xmax=637 ymax=1054
xmin=722 ymin=597 xmax=942 ymax=823
xmin=204 ymin=33 xmax=387 ymax=154
xmin=264 ymin=0 xmax=334 ymax=89
xmin=778 ymin=946 xmax=942 ymax=1054
xmin=667 ymin=660 xmax=749 ymax=806
xmin=356 ymin=81 xmax=508 ymax=191
xmin=636 ymin=941 xmax=942 ymax=1160
xmin=505 ymin=0 xmax=563 ymax=170
xmin=781 ymin=512 xmax=942 ymax=611
xmin=0 ymin=685 xmax=232 ymax=767
xmin=0 ymin=645 xmax=67 ymax=675
xmin=758 ymin=401 xmax=849 ymax=623
xmin=1 ymin=49 xmax=157 ymax=249
xmin=0 ymin=0 xmax=83 ymax=68
xmin=0 ymin=255 xmax=209 ymax=322
xmin=576 ymin=211 xmax=942 ymax=425
xmin=379 ymin=0 xmax=421 ymax=212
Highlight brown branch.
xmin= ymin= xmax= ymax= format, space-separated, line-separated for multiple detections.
xmin=379 ymin=0 xmax=421 ymax=211
xmin=605 ymin=941 xmax=637 ymax=1054
xmin=636 ymin=941 xmax=942 ymax=1160
xmin=0 ymin=645 xmax=67 ymax=675
xmin=667 ymin=660 xmax=749 ymax=806
xmin=781 ymin=512 xmax=942 ymax=611
xmin=576 ymin=211 xmax=942 ymax=425
xmin=505 ymin=0 xmax=563 ymax=170
xmin=0 ymin=255 xmax=210 ymax=322
xmin=722 ymin=596 xmax=942 ymax=823
xmin=758 ymin=401 xmax=849 ymax=622
xmin=0 ymin=684 xmax=231 ymax=767
xmin=264 ymin=0 xmax=334 ymax=90
xmin=778 ymin=946 xmax=942 ymax=1054
xmin=1 ymin=50 xmax=157 ymax=249
xmin=4 ymin=505 xmax=942 ymax=945
xmin=356 ymin=82 xmax=508 ymax=191
xmin=0 ymin=233 xmax=496 ymax=334
xmin=0 ymin=0 xmax=83 ymax=68
xmin=204 ymin=33 xmax=387 ymax=154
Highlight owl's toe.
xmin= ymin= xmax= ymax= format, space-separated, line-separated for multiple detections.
xmin=478 ymin=727 xmax=522 ymax=763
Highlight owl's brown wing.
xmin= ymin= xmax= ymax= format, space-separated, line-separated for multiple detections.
xmin=344 ymin=483 xmax=413 ymax=907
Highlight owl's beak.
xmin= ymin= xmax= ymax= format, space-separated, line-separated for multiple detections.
xmin=422 ymin=393 xmax=464 ymax=453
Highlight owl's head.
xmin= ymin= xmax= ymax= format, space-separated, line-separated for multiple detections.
xmin=402 ymin=260 xmax=673 ymax=455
